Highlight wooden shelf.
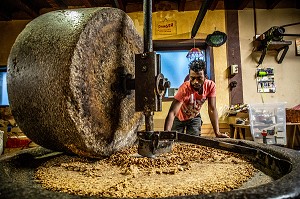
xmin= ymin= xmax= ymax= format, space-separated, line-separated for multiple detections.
xmin=253 ymin=40 xmax=292 ymax=65
xmin=253 ymin=40 xmax=292 ymax=51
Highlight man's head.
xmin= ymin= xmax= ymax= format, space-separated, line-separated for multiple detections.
xmin=188 ymin=59 xmax=206 ymax=90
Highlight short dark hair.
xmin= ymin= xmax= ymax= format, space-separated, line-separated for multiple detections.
xmin=188 ymin=59 xmax=206 ymax=74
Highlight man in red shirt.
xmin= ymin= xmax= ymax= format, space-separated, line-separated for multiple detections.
xmin=164 ymin=59 xmax=229 ymax=138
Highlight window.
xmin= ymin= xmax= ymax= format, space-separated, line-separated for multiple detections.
xmin=0 ymin=67 xmax=9 ymax=107
xmin=154 ymin=39 xmax=214 ymax=99
xmin=157 ymin=50 xmax=205 ymax=97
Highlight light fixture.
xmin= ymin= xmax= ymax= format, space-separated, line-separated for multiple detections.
xmin=186 ymin=38 xmax=204 ymax=61
xmin=205 ymin=31 xmax=227 ymax=47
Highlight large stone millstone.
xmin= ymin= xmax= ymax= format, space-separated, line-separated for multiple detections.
xmin=7 ymin=7 xmax=144 ymax=158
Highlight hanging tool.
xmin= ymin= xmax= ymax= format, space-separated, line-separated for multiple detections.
xmin=255 ymin=22 xmax=300 ymax=66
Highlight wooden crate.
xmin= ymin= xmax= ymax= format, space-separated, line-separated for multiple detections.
xmin=286 ymin=109 xmax=300 ymax=123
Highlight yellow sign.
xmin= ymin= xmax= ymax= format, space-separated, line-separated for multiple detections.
xmin=155 ymin=20 xmax=177 ymax=35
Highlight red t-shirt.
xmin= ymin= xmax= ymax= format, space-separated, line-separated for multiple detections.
xmin=174 ymin=79 xmax=216 ymax=121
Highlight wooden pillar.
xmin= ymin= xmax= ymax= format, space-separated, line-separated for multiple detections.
xmin=226 ymin=10 xmax=244 ymax=105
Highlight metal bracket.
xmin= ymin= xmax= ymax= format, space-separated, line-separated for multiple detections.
xmin=135 ymin=52 xmax=170 ymax=112
xmin=277 ymin=45 xmax=289 ymax=64
xmin=253 ymin=40 xmax=292 ymax=66
xmin=137 ymin=131 xmax=177 ymax=158
xmin=258 ymin=45 xmax=290 ymax=65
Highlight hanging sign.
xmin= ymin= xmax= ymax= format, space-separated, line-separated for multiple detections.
xmin=155 ymin=20 xmax=177 ymax=35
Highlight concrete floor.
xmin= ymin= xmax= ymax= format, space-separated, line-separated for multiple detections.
xmin=1 ymin=141 xmax=38 ymax=156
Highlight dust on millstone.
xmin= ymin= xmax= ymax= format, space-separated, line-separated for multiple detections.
xmin=35 ymin=143 xmax=261 ymax=198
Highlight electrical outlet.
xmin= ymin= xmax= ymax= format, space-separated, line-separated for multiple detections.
xmin=231 ymin=64 xmax=238 ymax=75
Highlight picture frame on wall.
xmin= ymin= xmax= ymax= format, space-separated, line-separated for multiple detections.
xmin=296 ymin=38 xmax=300 ymax=56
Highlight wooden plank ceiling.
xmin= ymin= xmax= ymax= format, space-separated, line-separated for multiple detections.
xmin=0 ymin=0 xmax=299 ymax=21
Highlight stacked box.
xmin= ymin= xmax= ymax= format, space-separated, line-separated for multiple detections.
xmin=248 ymin=103 xmax=286 ymax=145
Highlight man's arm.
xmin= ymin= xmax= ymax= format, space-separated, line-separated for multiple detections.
xmin=164 ymin=99 xmax=182 ymax=131
xmin=207 ymin=97 xmax=229 ymax=138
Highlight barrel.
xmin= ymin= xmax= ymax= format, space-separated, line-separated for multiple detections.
xmin=7 ymin=7 xmax=144 ymax=158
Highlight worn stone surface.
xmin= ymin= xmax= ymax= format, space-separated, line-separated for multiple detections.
xmin=7 ymin=8 xmax=143 ymax=158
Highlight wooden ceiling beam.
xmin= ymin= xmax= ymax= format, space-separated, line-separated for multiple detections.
xmin=45 ymin=0 xmax=60 ymax=9
xmin=224 ymin=0 xmax=239 ymax=10
xmin=178 ymin=0 xmax=186 ymax=12
xmin=0 ymin=4 xmax=12 ymax=20
xmin=296 ymin=0 xmax=300 ymax=9
xmin=82 ymin=0 xmax=96 ymax=7
xmin=0 ymin=11 xmax=11 ymax=20
xmin=209 ymin=0 xmax=219 ymax=10
xmin=113 ymin=0 xmax=126 ymax=11
xmin=238 ymin=0 xmax=251 ymax=9
xmin=39 ymin=8 xmax=56 ymax=15
xmin=152 ymin=0 xmax=156 ymax=12
xmin=266 ymin=0 xmax=282 ymax=9
xmin=15 ymin=0 xmax=38 ymax=18
xmin=45 ymin=0 xmax=67 ymax=9
xmin=225 ymin=0 xmax=251 ymax=10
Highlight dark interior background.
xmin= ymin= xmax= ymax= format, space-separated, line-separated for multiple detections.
xmin=0 ymin=0 xmax=299 ymax=21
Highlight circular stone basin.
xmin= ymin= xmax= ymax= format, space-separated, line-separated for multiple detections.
xmin=34 ymin=144 xmax=261 ymax=198
xmin=1 ymin=139 xmax=300 ymax=199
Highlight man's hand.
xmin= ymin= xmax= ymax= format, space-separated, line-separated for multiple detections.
xmin=216 ymin=132 xmax=230 ymax=138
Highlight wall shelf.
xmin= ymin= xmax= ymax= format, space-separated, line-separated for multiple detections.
xmin=253 ymin=40 xmax=292 ymax=65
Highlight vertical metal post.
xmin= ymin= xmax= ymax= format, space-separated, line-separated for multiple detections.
xmin=253 ymin=0 xmax=257 ymax=36
xmin=143 ymin=0 xmax=154 ymax=131
xmin=144 ymin=111 xmax=154 ymax=131
xmin=143 ymin=0 xmax=153 ymax=53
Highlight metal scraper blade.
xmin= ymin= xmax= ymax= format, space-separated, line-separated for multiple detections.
xmin=138 ymin=138 xmax=173 ymax=158
xmin=137 ymin=131 xmax=176 ymax=158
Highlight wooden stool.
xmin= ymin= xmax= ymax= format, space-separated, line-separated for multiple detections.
xmin=232 ymin=124 xmax=251 ymax=140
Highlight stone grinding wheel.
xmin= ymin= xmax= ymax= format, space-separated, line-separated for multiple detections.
xmin=7 ymin=7 xmax=144 ymax=158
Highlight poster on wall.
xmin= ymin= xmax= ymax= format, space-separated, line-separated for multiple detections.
xmin=155 ymin=19 xmax=177 ymax=35
xmin=256 ymin=68 xmax=275 ymax=93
